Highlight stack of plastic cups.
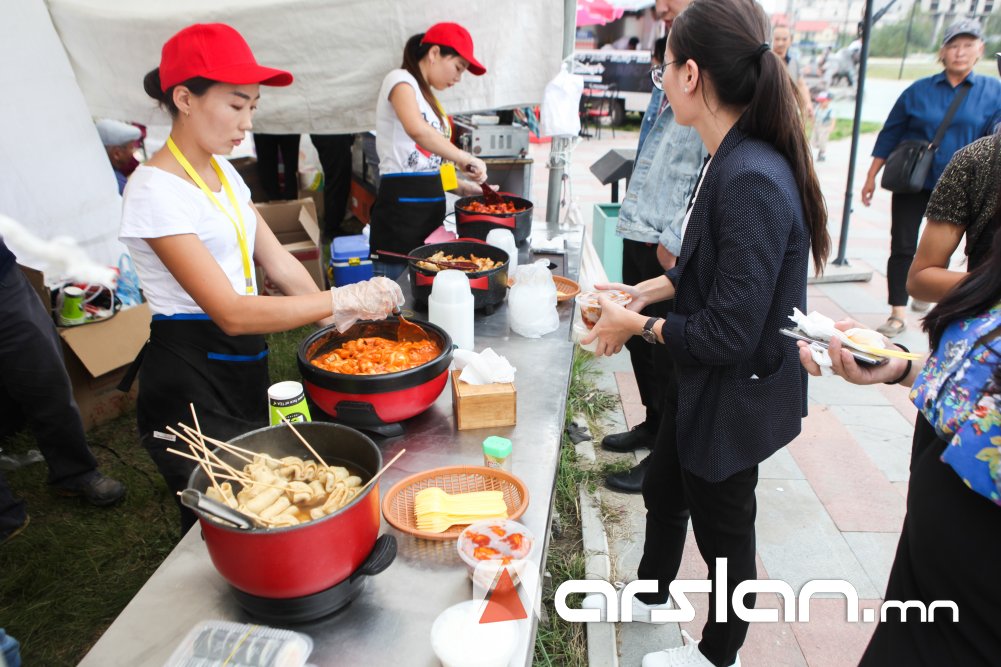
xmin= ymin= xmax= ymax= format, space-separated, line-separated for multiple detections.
xmin=485 ymin=228 xmax=517 ymax=278
xmin=428 ymin=270 xmax=474 ymax=350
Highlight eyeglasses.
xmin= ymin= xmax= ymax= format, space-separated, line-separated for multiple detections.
xmin=649 ymin=60 xmax=681 ymax=90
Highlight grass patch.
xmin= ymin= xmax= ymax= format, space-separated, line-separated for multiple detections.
xmin=0 ymin=326 xmax=313 ymax=665
xmin=0 ymin=410 xmax=177 ymax=666
xmin=866 ymin=58 xmax=996 ymax=81
xmin=829 ymin=119 xmax=883 ymax=142
xmin=533 ymin=348 xmax=618 ymax=666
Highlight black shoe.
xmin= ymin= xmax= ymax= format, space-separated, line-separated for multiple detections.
xmin=602 ymin=422 xmax=656 ymax=453
xmin=1 ymin=514 xmax=29 ymax=545
xmin=55 ymin=472 xmax=126 ymax=507
xmin=606 ymin=457 xmax=650 ymax=494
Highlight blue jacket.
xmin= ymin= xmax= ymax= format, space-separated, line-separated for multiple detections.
xmin=872 ymin=71 xmax=1001 ymax=191
xmin=615 ymin=103 xmax=707 ymax=254
xmin=664 ymin=126 xmax=810 ymax=481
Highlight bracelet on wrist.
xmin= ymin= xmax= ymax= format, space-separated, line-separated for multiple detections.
xmin=884 ymin=343 xmax=912 ymax=385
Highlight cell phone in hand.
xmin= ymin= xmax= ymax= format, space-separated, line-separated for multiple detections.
xmin=779 ymin=327 xmax=888 ymax=367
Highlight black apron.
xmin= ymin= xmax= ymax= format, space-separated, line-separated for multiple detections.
xmin=123 ymin=315 xmax=269 ymax=531
xmin=369 ymin=172 xmax=446 ymax=262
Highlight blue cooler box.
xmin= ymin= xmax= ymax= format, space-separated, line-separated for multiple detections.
xmin=329 ymin=234 xmax=373 ymax=286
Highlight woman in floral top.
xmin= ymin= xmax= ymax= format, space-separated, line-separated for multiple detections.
xmin=799 ymin=216 xmax=1001 ymax=664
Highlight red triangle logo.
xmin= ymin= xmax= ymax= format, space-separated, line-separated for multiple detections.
xmin=479 ymin=570 xmax=528 ymax=623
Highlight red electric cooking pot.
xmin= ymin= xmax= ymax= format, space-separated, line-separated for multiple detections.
xmin=187 ymin=422 xmax=395 ymax=622
xmin=298 ymin=318 xmax=453 ymax=427
xmin=454 ymin=193 xmax=533 ymax=245
xmin=408 ymin=240 xmax=510 ymax=315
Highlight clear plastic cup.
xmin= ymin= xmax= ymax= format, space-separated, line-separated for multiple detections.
xmin=575 ymin=290 xmax=633 ymax=329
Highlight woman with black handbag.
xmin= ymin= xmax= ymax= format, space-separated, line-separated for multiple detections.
xmin=860 ymin=18 xmax=1001 ymax=337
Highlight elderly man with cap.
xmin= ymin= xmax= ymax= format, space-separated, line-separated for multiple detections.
xmin=861 ymin=18 xmax=1001 ymax=338
xmin=96 ymin=118 xmax=142 ymax=194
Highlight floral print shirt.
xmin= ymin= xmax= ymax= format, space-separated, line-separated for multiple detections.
xmin=911 ymin=302 xmax=1001 ymax=505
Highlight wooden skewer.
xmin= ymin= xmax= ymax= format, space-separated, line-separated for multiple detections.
xmin=279 ymin=415 xmax=328 ymax=468
xmin=174 ymin=435 xmax=224 ymax=497
xmin=166 ymin=448 xmax=251 ymax=481
xmin=166 ymin=426 xmax=246 ymax=481
xmin=358 ymin=449 xmax=405 ymax=495
xmin=213 ymin=473 xmax=289 ymax=492
xmin=176 ymin=423 xmax=282 ymax=466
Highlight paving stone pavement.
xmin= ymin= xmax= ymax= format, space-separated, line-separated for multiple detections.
xmin=528 ymin=127 xmax=928 ymax=666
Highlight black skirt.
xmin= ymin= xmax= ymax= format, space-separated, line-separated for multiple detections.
xmin=368 ymin=172 xmax=446 ymax=262
xmin=859 ymin=415 xmax=1001 ymax=666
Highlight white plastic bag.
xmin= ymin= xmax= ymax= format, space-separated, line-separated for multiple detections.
xmin=540 ymin=70 xmax=584 ymax=137
xmin=509 ymin=260 xmax=559 ymax=338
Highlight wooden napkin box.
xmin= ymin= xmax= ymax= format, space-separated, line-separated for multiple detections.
xmin=451 ymin=370 xmax=517 ymax=430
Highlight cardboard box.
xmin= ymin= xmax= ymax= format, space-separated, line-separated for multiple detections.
xmin=451 ymin=370 xmax=517 ymax=430
xmin=59 ymin=303 xmax=151 ymax=430
xmin=255 ymin=198 xmax=326 ymax=293
xmin=18 ymin=265 xmax=150 ymax=430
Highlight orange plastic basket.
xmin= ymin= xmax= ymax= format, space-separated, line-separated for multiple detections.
xmin=381 ymin=465 xmax=530 ymax=540
xmin=507 ymin=275 xmax=580 ymax=303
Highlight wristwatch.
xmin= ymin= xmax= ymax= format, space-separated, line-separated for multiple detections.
xmin=641 ymin=317 xmax=662 ymax=344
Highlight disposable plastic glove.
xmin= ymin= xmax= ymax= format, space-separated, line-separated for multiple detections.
xmin=331 ymin=277 xmax=405 ymax=332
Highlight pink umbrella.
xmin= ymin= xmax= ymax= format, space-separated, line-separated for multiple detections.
xmin=577 ymin=0 xmax=624 ymax=26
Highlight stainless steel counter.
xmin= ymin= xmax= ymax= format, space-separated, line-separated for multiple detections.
xmin=81 ymin=227 xmax=581 ymax=667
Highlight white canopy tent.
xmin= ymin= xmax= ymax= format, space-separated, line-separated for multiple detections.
xmin=0 ymin=0 xmax=565 ymax=269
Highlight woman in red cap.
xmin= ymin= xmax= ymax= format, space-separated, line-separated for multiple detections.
xmin=370 ymin=22 xmax=489 ymax=278
xmin=119 ymin=23 xmax=403 ymax=532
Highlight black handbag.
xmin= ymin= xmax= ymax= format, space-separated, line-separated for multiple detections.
xmin=881 ymin=81 xmax=972 ymax=194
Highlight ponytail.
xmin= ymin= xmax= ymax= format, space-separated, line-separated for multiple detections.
xmin=669 ymin=0 xmax=831 ymax=275
xmin=401 ymin=33 xmax=444 ymax=125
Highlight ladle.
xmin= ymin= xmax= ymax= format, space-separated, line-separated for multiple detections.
xmin=376 ymin=250 xmax=479 ymax=271
xmin=479 ymin=182 xmax=505 ymax=206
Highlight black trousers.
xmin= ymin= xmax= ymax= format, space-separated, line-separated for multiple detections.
xmin=887 ymin=190 xmax=932 ymax=307
xmin=310 ymin=134 xmax=354 ymax=239
xmin=254 ymin=133 xmax=301 ymax=201
xmin=860 ymin=417 xmax=1001 ymax=666
xmin=622 ymin=239 xmax=672 ymax=430
xmin=638 ymin=368 xmax=758 ymax=667
xmin=0 ymin=265 xmax=98 ymax=530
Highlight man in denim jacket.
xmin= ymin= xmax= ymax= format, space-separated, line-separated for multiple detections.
xmin=602 ymin=89 xmax=707 ymax=493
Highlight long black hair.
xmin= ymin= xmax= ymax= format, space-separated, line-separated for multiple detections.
xmin=400 ymin=33 xmax=460 ymax=126
xmin=924 ymin=171 xmax=1001 ymax=349
xmin=143 ymin=68 xmax=216 ymax=117
xmin=668 ymin=0 xmax=830 ymax=275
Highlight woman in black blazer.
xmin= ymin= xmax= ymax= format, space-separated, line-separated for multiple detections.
xmin=584 ymin=1 xmax=831 ymax=665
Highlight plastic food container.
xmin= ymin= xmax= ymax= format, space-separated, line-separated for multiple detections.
xmin=430 ymin=600 xmax=520 ymax=667
xmin=457 ymin=518 xmax=536 ymax=591
xmin=575 ymin=290 xmax=632 ymax=329
xmin=164 ymin=620 xmax=313 ymax=667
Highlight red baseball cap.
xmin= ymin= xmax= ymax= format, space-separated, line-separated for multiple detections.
xmin=422 ymin=23 xmax=486 ymax=76
xmin=159 ymin=23 xmax=293 ymax=92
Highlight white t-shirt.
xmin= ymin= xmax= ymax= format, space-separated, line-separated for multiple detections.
xmin=680 ymin=157 xmax=712 ymax=243
xmin=375 ymin=69 xmax=447 ymax=175
xmin=119 ymin=159 xmax=258 ymax=316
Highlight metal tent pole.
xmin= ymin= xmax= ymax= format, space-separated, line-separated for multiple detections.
xmin=544 ymin=0 xmax=578 ymax=238
xmin=832 ymin=0 xmax=875 ymax=266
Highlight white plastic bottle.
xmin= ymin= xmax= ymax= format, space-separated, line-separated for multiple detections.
xmin=485 ymin=228 xmax=518 ymax=277
xmin=428 ymin=270 xmax=474 ymax=350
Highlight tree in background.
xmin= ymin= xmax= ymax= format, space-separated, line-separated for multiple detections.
xmin=868 ymin=9 xmax=935 ymax=57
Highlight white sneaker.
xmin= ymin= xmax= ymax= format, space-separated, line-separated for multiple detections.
xmin=642 ymin=630 xmax=741 ymax=667
xmin=579 ymin=590 xmax=673 ymax=623
xmin=911 ymin=299 xmax=932 ymax=312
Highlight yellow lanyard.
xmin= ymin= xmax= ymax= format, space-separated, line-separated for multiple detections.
xmin=166 ymin=137 xmax=255 ymax=295
xmin=434 ymin=98 xmax=451 ymax=141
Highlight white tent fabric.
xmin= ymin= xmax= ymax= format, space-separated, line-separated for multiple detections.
xmin=45 ymin=0 xmax=566 ymax=134
xmin=0 ymin=0 xmax=128 ymax=269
